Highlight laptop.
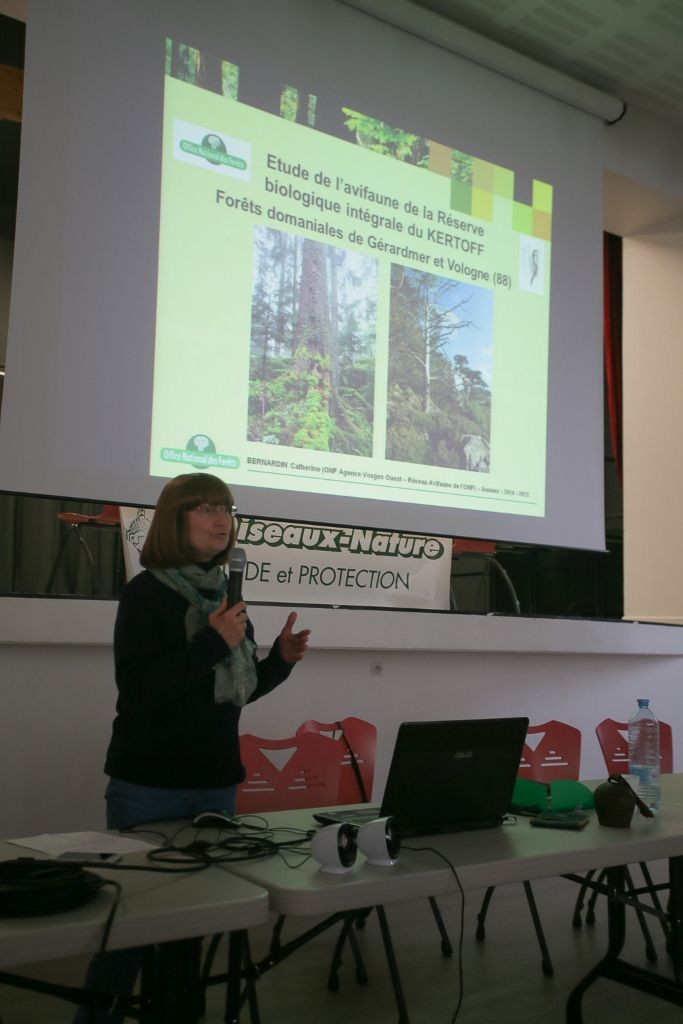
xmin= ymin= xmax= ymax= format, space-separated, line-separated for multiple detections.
xmin=313 ymin=717 xmax=529 ymax=838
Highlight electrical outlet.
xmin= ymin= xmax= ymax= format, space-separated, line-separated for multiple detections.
xmin=370 ymin=661 xmax=383 ymax=677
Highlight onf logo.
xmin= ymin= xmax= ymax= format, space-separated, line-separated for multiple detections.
xmin=173 ymin=119 xmax=251 ymax=181
xmin=180 ymin=134 xmax=247 ymax=170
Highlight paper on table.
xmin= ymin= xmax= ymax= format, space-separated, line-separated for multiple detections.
xmin=7 ymin=832 xmax=156 ymax=856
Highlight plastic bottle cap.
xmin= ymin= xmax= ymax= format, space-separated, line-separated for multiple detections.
xmin=637 ymin=698 xmax=650 ymax=707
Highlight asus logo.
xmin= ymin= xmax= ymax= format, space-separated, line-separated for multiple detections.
xmin=452 ymin=750 xmax=473 ymax=759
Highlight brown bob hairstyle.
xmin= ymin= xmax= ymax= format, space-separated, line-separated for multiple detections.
xmin=140 ymin=473 xmax=236 ymax=569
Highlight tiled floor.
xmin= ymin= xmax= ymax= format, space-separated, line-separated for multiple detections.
xmin=1 ymin=868 xmax=681 ymax=1023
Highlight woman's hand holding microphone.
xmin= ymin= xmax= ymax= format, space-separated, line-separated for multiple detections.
xmin=208 ymin=597 xmax=249 ymax=650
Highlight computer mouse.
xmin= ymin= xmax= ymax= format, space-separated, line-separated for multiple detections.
xmin=192 ymin=810 xmax=238 ymax=829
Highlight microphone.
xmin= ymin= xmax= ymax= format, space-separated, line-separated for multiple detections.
xmin=227 ymin=547 xmax=246 ymax=607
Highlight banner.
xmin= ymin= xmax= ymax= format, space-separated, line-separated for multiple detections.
xmin=120 ymin=507 xmax=154 ymax=581
xmin=119 ymin=508 xmax=451 ymax=610
xmin=236 ymin=519 xmax=451 ymax=610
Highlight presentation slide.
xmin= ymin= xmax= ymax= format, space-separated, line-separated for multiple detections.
xmin=2 ymin=0 xmax=604 ymax=548
xmin=151 ymin=39 xmax=552 ymax=520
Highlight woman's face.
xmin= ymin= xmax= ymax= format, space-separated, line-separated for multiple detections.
xmin=184 ymin=502 xmax=233 ymax=562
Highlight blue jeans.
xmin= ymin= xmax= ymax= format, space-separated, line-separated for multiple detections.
xmin=74 ymin=779 xmax=236 ymax=1023
xmin=104 ymin=777 xmax=236 ymax=828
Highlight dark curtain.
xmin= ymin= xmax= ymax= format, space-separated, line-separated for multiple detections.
xmin=603 ymin=231 xmax=623 ymax=486
xmin=0 ymin=492 xmax=123 ymax=596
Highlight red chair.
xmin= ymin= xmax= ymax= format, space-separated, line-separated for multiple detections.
xmin=477 ymin=719 xmax=582 ymax=976
xmin=572 ymin=716 xmax=674 ymax=956
xmin=518 ymin=720 xmax=581 ymax=783
xmin=46 ymin=504 xmax=122 ymax=594
xmin=233 ymin=718 xmax=451 ymax=994
xmin=295 ymin=718 xmax=452 ymax=975
xmin=56 ymin=504 xmax=121 ymax=527
xmin=296 ymin=717 xmax=377 ymax=804
xmin=596 ymin=718 xmax=673 ymax=775
xmin=519 ymin=718 xmax=581 ymax=779
xmin=236 ymin=731 xmax=342 ymax=813
xmin=211 ymin=721 xmax=378 ymax=995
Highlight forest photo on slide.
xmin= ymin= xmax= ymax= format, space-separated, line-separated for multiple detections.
xmin=248 ymin=226 xmax=377 ymax=456
xmin=386 ymin=264 xmax=493 ymax=473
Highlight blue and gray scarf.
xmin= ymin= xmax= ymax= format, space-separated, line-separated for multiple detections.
xmin=152 ymin=564 xmax=257 ymax=707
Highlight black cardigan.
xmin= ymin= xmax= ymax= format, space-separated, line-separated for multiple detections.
xmin=104 ymin=570 xmax=293 ymax=788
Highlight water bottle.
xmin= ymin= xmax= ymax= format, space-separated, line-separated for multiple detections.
xmin=627 ymin=698 xmax=660 ymax=812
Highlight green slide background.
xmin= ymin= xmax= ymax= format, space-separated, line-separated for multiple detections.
xmin=151 ymin=75 xmax=551 ymax=516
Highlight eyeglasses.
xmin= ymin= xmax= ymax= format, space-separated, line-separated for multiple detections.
xmin=191 ymin=503 xmax=237 ymax=518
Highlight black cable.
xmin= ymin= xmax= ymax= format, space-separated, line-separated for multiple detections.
xmin=277 ymin=850 xmax=313 ymax=869
xmin=74 ymin=859 xmax=210 ymax=873
xmin=92 ymin=881 xmax=122 ymax=957
xmin=336 ymin=720 xmax=369 ymax=802
xmin=0 ymin=858 xmax=108 ymax=918
xmin=0 ymin=832 xmax=317 ymax=1023
xmin=147 ymin=827 xmax=315 ymax=866
xmin=405 ymin=845 xmax=465 ymax=1022
xmin=117 ymin=825 xmax=170 ymax=843
xmin=233 ymin=814 xmax=271 ymax=831
xmin=606 ymin=100 xmax=627 ymax=126
xmin=0 ymin=857 xmax=123 ymax=970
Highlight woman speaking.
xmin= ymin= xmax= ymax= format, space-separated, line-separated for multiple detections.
xmin=77 ymin=472 xmax=310 ymax=1022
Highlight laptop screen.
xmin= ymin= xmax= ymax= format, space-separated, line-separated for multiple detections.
xmin=377 ymin=717 xmax=529 ymax=836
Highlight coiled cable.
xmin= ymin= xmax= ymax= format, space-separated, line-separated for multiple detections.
xmin=0 ymin=858 xmax=108 ymax=917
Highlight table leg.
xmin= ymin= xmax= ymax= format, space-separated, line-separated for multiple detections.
xmin=566 ymin=865 xmax=626 ymax=1023
xmin=567 ymin=857 xmax=683 ymax=1022
xmin=144 ymin=938 xmax=202 ymax=1023
xmin=224 ymin=932 xmax=241 ymax=1024
xmin=224 ymin=930 xmax=260 ymax=1024
xmin=375 ymin=905 xmax=410 ymax=1024
xmin=242 ymin=932 xmax=260 ymax=1024
xmin=669 ymin=855 xmax=683 ymax=980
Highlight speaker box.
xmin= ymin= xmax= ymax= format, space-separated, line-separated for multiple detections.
xmin=311 ymin=822 xmax=357 ymax=873
xmin=357 ymin=816 xmax=401 ymax=866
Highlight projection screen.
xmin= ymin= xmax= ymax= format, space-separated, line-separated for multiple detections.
xmin=0 ymin=0 xmax=605 ymax=548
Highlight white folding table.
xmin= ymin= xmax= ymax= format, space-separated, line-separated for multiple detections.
xmin=0 ymin=840 xmax=269 ymax=1022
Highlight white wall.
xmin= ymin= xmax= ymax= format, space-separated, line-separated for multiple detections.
xmin=604 ymin=107 xmax=683 ymax=201
xmin=3 ymin=601 xmax=683 ymax=840
xmin=240 ymin=645 xmax=683 ymax=798
xmin=604 ymin=106 xmax=683 ymax=626
xmin=622 ymin=221 xmax=683 ymax=623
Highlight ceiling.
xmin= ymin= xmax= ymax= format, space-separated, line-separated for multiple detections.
xmin=407 ymin=0 xmax=683 ymax=127
xmin=1 ymin=1 xmax=682 ymax=240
